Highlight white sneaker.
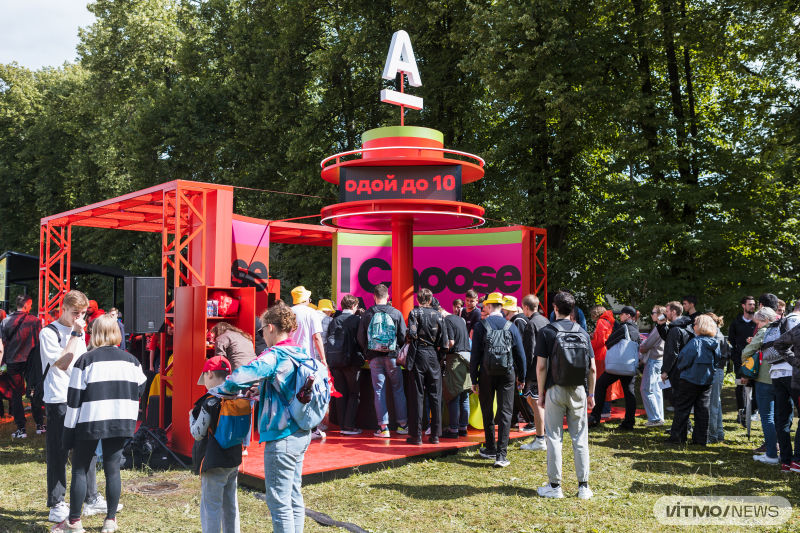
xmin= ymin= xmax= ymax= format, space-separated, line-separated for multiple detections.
xmin=600 ymin=412 xmax=611 ymax=418
xmin=666 ymin=406 xmax=675 ymax=412
xmin=577 ymin=485 xmax=593 ymax=499
xmin=537 ymin=484 xmax=564 ymax=498
xmin=83 ymin=495 xmax=123 ymax=517
xmin=520 ymin=438 xmax=547 ymax=451
xmin=317 ymin=423 xmax=329 ymax=432
xmin=425 ymin=427 xmax=431 ymax=435
xmin=311 ymin=428 xmax=326 ymax=440
xmin=493 ymin=458 xmax=510 ymax=468
xmin=644 ymin=420 xmax=664 ymax=427
xmin=753 ymin=453 xmax=779 ymax=465
xmin=49 ymin=501 xmax=70 ymax=523
xmin=752 ymin=413 xmax=761 ymax=422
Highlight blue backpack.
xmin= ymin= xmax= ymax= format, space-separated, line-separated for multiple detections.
xmin=367 ymin=311 xmax=397 ymax=353
xmin=213 ymin=397 xmax=252 ymax=449
xmin=276 ymin=356 xmax=331 ymax=431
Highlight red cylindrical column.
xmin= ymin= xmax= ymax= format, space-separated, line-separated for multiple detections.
xmin=391 ymin=214 xmax=414 ymax=322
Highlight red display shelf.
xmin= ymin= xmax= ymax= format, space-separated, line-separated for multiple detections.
xmin=173 ymin=286 xmax=255 ymax=457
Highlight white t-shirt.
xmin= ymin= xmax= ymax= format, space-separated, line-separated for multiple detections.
xmin=770 ymin=361 xmax=793 ymax=380
xmin=40 ymin=321 xmax=87 ymax=404
xmin=291 ymin=304 xmax=323 ymax=360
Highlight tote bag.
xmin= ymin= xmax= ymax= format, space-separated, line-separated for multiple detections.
xmin=604 ymin=325 xmax=638 ymax=376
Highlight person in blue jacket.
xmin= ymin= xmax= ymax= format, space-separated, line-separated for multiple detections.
xmin=212 ymin=306 xmax=317 ymax=533
xmin=664 ymin=314 xmax=720 ymax=446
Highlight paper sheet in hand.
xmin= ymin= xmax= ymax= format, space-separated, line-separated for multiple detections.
xmin=658 ymin=379 xmax=671 ymax=390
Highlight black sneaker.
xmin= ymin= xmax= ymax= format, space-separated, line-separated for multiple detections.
xmin=522 ymin=423 xmax=536 ymax=432
xmin=587 ymin=415 xmax=599 ymax=427
xmin=405 ymin=437 xmax=422 ymax=445
xmin=36 ymin=424 xmax=46 ymax=435
xmin=429 ymin=436 xmax=440 ymax=444
xmin=11 ymin=429 xmax=27 ymax=439
xmin=440 ymin=430 xmax=459 ymax=439
xmin=458 ymin=429 xmax=468 ymax=437
xmin=479 ymin=447 xmax=496 ymax=459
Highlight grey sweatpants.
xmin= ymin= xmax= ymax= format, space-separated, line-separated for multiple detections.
xmin=544 ymin=384 xmax=590 ymax=485
xmin=200 ymin=467 xmax=240 ymax=533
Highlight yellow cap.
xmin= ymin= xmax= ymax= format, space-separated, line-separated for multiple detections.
xmin=502 ymin=295 xmax=518 ymax=311
xmin=317 ymin=299 xmax=335 ymax=313
xmin=308 ymin=302 xmax=318 ymax=310
xmin=483 ymin=292 xmax=504 ymax=305
xmin=291 ymin=286 xmax=312 ymax=305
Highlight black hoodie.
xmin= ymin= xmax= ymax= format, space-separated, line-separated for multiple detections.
xmin=658 ymin=315 xmax=695 ymax=376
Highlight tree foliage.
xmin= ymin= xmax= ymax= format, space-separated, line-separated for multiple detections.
xmin=0 ymin=0 xmax=798 ymax=323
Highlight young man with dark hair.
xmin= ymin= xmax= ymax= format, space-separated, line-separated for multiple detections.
xmin=460 ymin=289 xmax=481 ymax=335
xmin=658 ymin=301 xmax=694 ymax=412
xmin=682 ymin=295 xmax=700 ymax=324
xmin=535 ymin=291 xmax=596 ymax=499
xmin=328 ymin=294 xmax=363 ymax=436
xmin=452 ymin=299 xmax=464 ymax=316
xmin=470 ymin=292 xmax=526 ymax=468
xmin=440 ymin=307 xmax=471 ymax=439
xmin=357 ymin=284 xmax=408 ymax=438
xmin=0 ymin=295 xmax=43 ymax=437
xmin=759 ymin=293 xmax=780 ymax=311
xmin=406 ymin=289 xmax=448 ymax=444
xmin=728 ymin=296 xmax=756 ymax=418
xmin=519 ymin=294 xmax=550 ymax=451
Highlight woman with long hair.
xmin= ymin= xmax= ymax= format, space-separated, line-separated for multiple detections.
xmin=54 ymin=315 xmax=147 ymax=533
xmin=209 ymin=322 xmax=256 ymax=371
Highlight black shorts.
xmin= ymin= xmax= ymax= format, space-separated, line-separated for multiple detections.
xmin=523 ymin=381 xmax=539 ymax=400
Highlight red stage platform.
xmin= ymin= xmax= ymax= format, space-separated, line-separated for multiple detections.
xmin=238 ymin=406 xmax=646 ymax=488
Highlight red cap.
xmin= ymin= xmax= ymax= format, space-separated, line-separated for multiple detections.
xmin=197 ymin=356 xmax=232 ymax=385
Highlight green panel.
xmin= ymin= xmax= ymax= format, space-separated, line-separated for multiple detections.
xmin=335 ymin=230 xmax=522 ymax=248
xmin=331 ymin=233 xmax=338 ymax=304
xmin=361 ymin=126 xmax=443 ymax=143
xmin=337 ymin=233 xmax=392 ymax=247
xmin=413 ymin=231 xmax=522 ymax=247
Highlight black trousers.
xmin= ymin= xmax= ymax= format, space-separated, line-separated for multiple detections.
xmin=45 ymin=403 xmax=98 ymax=507
xmin=7 ymin=362 xmax=43 ymax=430
xmin=589 ymin=371 xmax=636 ymax=426
xmin=408 ymin=349 xmax=442 ymax=439
xmin=772 ymin=376 xmax=800 ymax=465
xmin=479 ymin=371 xmax=515 ymax=459
xmin=331 ymin=366 xmax=361 ymax=430
xmin=69 ymin=437 xmax=126 ymax=520
xmin=669 ymin=379 xmax=711 ymax=444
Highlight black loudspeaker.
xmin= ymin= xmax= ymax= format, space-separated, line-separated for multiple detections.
xmin=124 ymin=277 xmax=166 ymax=334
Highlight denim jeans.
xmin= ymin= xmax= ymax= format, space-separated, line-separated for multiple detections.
xmin=447 ymin=391 xmax=470 ymax=431
xmin=708 ymin=368 xmax=725 ymax=442
xmin=369 ymin=356 xmax=407 ymax=427
xmin=263 ymin=430 xmax=311 ymax=533
xmin=640 ymin=358 xmax=664 ymax=422
xmin=201 ymin=466 xmax=240 ymax=533
xmin=756 ymin=381 xmax=777 ymax=459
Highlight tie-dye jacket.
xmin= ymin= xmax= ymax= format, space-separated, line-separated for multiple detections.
xmin=212 ymin=338 xmax=309 ymax=442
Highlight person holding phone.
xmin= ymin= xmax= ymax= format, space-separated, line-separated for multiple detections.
xmin=639 ymin=306 xmax=666 ymax=427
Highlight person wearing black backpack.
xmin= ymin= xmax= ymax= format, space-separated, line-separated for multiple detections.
xmin=406 ymin=289 xmax=449 ymax=445
xmin=327 ymin=295 xmax=364 ymax=436
xmin=470 ymin=292 xmax=525 ymax=467
xmin=0 ymin=294 xmax=43 ymax=438
xmin=587 ymin=306 xmax=640 ymax=430
xmin=534 ymin=291 xmax=596 ymax=499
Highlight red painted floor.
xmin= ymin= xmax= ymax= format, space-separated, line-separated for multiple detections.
xmin=239 ymin=406 xmax=646 ymax=483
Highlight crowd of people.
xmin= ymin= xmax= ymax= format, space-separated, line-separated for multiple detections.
xmin=2 ymin=283 xmax=800 ymax=531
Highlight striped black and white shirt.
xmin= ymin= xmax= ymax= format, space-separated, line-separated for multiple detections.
xmin=64 ymin=345 xmax=148 ymax=449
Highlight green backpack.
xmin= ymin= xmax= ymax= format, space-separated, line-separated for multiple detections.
xmin=367 ymin=311 xmax=397 ymax=353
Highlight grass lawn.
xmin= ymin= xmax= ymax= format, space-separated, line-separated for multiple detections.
xmin=0 ymin=379 xmax=798 ymax=532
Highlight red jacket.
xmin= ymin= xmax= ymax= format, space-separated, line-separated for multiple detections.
xmin=591 ymin=310 xmax=615 ymax=361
